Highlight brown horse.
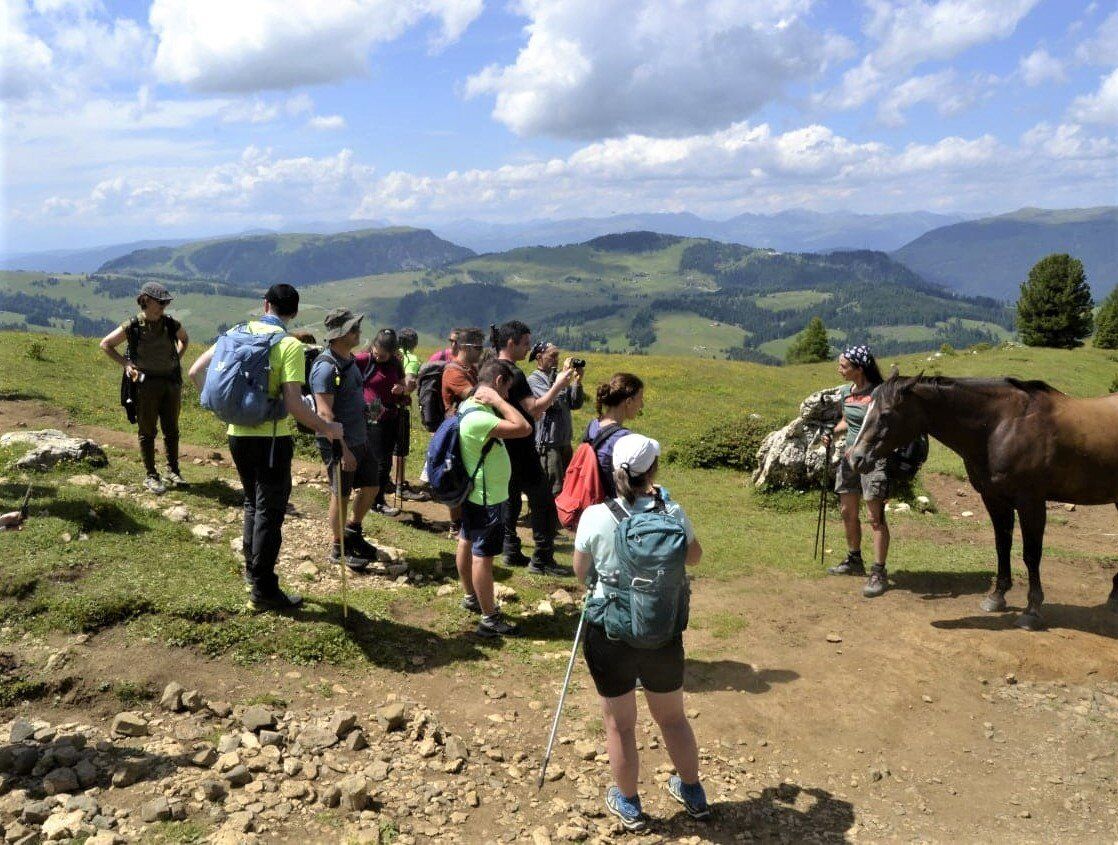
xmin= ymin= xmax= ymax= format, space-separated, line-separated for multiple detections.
xmin=848 ymin=374 xmax=1118 ymax=630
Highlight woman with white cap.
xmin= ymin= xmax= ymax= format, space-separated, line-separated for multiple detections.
xmin=572 ymin=433 xmax=709 ymax=830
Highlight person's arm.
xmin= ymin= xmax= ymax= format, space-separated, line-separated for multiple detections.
xmin=175 ymin=324 xmax=189 ymax=356
xmin=312 ymin=390 xmax=355 ymax=469
xmin=281 ymin=382 xmax=342 ymax=443
xmin=567 ymin=377 xmax=585 ymax=410
xmin=188 ymin=346 xmax=215 ymax=390
xmin=473 ymin=385 xmax=532 ymax=439
xmin=519 ymin=367 xmax=574 ymax=420
xmin=572 ymin=549 xmax=593 ymax=584
xmin=685 ymin=538 xmax=703 ymax=566
xmin=100 ymin=326 xmax=137 ymax=379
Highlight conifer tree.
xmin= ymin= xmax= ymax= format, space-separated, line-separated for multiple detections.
xmin=1093 ymin=286 xmax=1118 ymax=350
xmin=786 ymin=316 xmax=831 ymax=364
xmin=1015 ymin=254 xmax=1093 ymax=349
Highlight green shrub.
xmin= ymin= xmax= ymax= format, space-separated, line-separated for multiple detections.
xmin=666 ymin=414 xmax=773 ymax=472
xmin=939 ymin=342 xmax=956 ymax=356
xmin=1109 ymin=376 xmax=1118 ymax=394
xmin=25 ymin=340 xmax=46 ymax=361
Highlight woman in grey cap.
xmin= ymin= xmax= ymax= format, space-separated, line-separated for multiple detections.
xmin=100 ymin=281 xmax=189 ymax=494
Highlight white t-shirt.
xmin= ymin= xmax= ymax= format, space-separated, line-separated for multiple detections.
xmin=574 ymin=489 xmax=695 ymax=600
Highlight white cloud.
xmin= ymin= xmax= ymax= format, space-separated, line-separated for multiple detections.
xmin=1 ymin=0 xmax=55 ymax=100
xmin=1075 ymin=10 xmax=1118 ymax=66
xmin=1068 ymin=68 xmax=1118 ymax=125
xmin=1018 ymin=48 xmax=1067 ymax=86
xmin=823 ymin=0 xmax=1041 ymax=111
xmin=1022 ymin=121 xmax=1118 ymax=160
xmin=218 ymin=94 xmax=314 ymax=125
xmin=464 ymin=0 xmax=854 ymax=139
xmin=876 ymin=69 xmax=988 ymax=126
xmin=308 ymin=114 xmax=347 ymax=131
xmin=150 ymin=0 xmax=484 ymax=93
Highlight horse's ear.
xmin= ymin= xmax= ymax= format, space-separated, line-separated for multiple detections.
xmin=888 ymin=364 xmax=900 ymax=380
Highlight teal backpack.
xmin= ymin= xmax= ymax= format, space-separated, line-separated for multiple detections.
xmin=586 ymin=495 xmax=691 ymax=649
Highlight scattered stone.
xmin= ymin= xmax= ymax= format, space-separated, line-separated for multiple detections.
xmin=345 ymin=730 xmax=368 ymax=752
xmin=20 ymin=800 xmax=51 ymax=824
xmin=181 ymin=689 xmax=204 ymax=711
xmin=191 ymin=524 xmax=218 ymax=540
xmin=160 ymin=682 xmax=185 ymax=712
xmin=0 ymin=430 xmax=108 ymax=471
xmin=198 ymin=779 xmax=227 ymax=802
xmin=436 ymin=584 xmax=456 ymax=597
xmin=73 ymin=758 xmax=98 ymax=788
xmin=42 ymin=766 xmax=79 ymax=795
xmin=960 ymin=511 xmax=975 ymax=518
xmin=338 ymin=775 xmax=371 ymax=812
xmin=328 ymin=711 xmax=358 ymax=738
xmin=536 ymin=600 xmax=555 ymax=616
xmin=241 ymin=705 xmax=277 ymax=732
xmin=164 ymin=505 xmax=191 ymax=522
xmin=110 ymin=712 xmax=149 ymax=738
xmin=826 ymin=633 xmax=843 ymax=643
xmin=298 ymin=727 xmax=339 ymax=751
xmin=258 ymin=729 xmax=283 ymax=748
xmin=444 ymin=735 xmax=469 ymax=762
xmin=9 ymin=718 xmax=36 ymax=743
xmin=207 ymin=701 xmax=233 ymax=718
xmin=111 ymin=758 xmax=150 ymax=787
xmin=549 ymin=589 xmax=574 ymax=607
xmin=42 ymin=809 xmax=86 ymax=841
xmin=86 ymin=833 xmax=123 ymax=845
xmin=1005 ymin=673 xmax=1018 ymax=686
xmin=223 ymin=765 xmax=252 ymax=787
xmin=191 ymin=747 xmax=218 ymax=768
xmin=141 ymin=797 xmax=173 ymax=823
xmin=494 ymin=583 xmax=519 ymax=602
xmin=377 ymin=703 xmax=408 ymax=731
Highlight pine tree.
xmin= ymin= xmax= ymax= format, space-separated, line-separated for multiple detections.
xmin=1093 ymin=286 xmax=1118 ymax=349
xmin=1015 ymin=254 xmax=1094 ymax=349
xmin=786 ymin=316 xmax=831 ymax=364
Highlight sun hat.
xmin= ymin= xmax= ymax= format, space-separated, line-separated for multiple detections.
xmin=139 ymin=281 xmax=173 ymax=302
xmin=612 ymin=433 xmax=661 ymax=476
xmin=323 ymin=308 xmax=364 ymax=341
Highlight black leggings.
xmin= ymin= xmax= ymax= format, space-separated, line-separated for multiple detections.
xmin=229 ymin=435 xmax=293 ymax=600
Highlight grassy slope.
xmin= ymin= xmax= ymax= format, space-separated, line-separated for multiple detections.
xmin=1 ymin=330 xmax=1116 ymax=667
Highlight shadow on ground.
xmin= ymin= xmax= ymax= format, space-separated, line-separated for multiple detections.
xmin=932 ymin=602 xmax=1118 ymax=639
xmin=888 ymin=569 xmax=992 ymax=599
xmin=685 ymin=659 xmax=800 ymax=694
xmin=659 ymin=782 xmax=855 ymax=843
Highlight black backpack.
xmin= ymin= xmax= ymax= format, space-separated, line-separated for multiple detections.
xmin=295 ymin=347 xmax=358 ymax=435
xmin=417 ymin=361 xmax=451 ymax=432
xmin=888 ymin=434 xmax=929 ymax=481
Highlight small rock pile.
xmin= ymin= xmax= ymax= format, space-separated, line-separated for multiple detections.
xmin=753 ymin=387 xmax=844 ymax=490
xmin=0 ymin=431 xmax=107 ymax=471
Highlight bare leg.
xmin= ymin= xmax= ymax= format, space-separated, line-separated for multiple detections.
xmin=456 ymin=537 xmax=474 ymax=598
xmin=600 ymin=692 xmax=640 ymax=798
xmin=644 ymin=689 xmax=699 ymax=784
xmin=864 ymin=499 xmax=889 ymax=564
xmin=327 ymin=492 xmax=348 ymax=542
xmin=1015 ymin=499 xmax=1046 ymax=630
xmin=980 ymin=493 xmax=1015 ymax=612
xmin=471 ymin=555 xmax=496 ymax=615
xmin=839 ymin=492 xmax=862 ymax=554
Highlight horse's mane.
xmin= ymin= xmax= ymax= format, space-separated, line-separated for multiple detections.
xmin=877 ymin=374 xmax=1061 ymax=401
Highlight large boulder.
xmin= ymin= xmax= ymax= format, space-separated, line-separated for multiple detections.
xmin=0 ymin=430 xmax=108 ymax=471
xmin=753 ymin=386 xmax=846 ymax=490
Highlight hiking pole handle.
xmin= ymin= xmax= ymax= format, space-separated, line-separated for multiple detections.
xmin=538 ymin=599 xmax=588 ymax=790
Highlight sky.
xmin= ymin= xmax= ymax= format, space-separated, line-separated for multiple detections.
xmin=1 ymin=0 xmax=1116 ymax=252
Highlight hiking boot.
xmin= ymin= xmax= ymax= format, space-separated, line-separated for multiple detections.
xmin=528 ymin=557 xmax=571 ymax=577
xmin=248 ymin=590 xmax=304 ymax=612
xmin=667 ymin=775 xmax=711 ymax=820
xmin=164 ymin=470 xmax=186 ymax=487
xmin=477 ymin=611 xmax=519 ymax=638
xmin=374 ymin=502 xmax=401 ymax=517
xmin=400 ymin=483 xmax=430 ymax=502
xmin=344 ymin=524 xmax=379 ymax=561
xmin=460 ymin=594 xmax=482 ymax=614
xmin=828 ymin=552 xmax=865 ymax=576
xmin=330 ymin=545 xmax=372 ymax=573
xmin=605 ymin=786 xmax=648 ymax=831
xmin=863 ymin=564 xmax=888 ymax=598
xmin=144 ymin=475 xmax=166 ymax=495
xmin=503 ymin=549 xmax=531 ymax=568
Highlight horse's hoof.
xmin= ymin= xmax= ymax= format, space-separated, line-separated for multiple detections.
xmin=980 ymin=594 xmax=1007 ymax=613
xmin=1014 ymin=612 xmax=1045 ymax=632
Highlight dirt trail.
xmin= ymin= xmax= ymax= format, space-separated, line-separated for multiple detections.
xmin=2 ymin=398 xmax=1117 ymax=843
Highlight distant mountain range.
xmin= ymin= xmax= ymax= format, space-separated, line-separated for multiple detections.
xmin=433 ymin=209 xmax=967 ymax=254
xmin=893 ymin=207 xmax=1118 ymax=300
xmin=98 ymin=227 xmax=473 ymax=285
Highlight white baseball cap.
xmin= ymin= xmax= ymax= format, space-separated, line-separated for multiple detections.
xmin=612 ymin=433 xmax=661 ymax=476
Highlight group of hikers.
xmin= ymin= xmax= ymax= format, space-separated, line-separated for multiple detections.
xmin=100 ymin=279 xmax=903 ymax=830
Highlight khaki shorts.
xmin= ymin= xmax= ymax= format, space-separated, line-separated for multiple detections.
xmin=835 ymin=455 xmax=891 ymax=501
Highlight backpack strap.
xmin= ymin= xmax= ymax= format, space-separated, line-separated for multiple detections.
xmin=604 ymin=498 xmax=630 ymax=525
xmin=589 ymin=423 xmax=624 ymax=451
xmin=124 ymin=316 xmax=141 ymax=363
xmin=461 ymin=405 xmax=501 ymax=507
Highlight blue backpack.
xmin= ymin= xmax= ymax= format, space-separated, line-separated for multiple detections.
xmin=200 ymin=325 xmax=288 ymax=427
xmin=425 ymin=406 xmax=500 ymax=507
xmin=586 ymin=495 xmax=691 ymax=649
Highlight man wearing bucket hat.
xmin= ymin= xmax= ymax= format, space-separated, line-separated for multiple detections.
xmin=310 ymin=308 xmax=381 ymax=570
xmin=100 ymin=281 xmax=190 ymax=494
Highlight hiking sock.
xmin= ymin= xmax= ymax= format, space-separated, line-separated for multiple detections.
xmin=848 ymin=550 xmax=863 ymax=560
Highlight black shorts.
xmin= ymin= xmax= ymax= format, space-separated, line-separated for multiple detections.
xmin=459 ymin=500 xmax=506 ymax=558
xmin=582 ymin=623 xmax=685 ymax=698
xmin=318 ymin=440 xmax=376 ymax=497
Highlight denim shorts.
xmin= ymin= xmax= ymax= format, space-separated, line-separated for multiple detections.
xmin=459 ymin=500 xmax=507 ymax=558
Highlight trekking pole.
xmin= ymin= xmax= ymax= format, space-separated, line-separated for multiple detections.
xmin=331 ymin=440 xmax=349 ymax=627
xmin=819 ymin=438 xmax=832 ymax=568
xmin=538 ymin=597 xmax=588 ymax=790
xmin=812 ymin=426 xmax=825 ymax=562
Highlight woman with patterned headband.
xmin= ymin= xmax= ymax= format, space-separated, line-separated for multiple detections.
xmin=821 ymin=345 xmax=892 ymax=598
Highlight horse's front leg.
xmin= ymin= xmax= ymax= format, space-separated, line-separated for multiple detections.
xmin=1015 ymin=499 xmax=1047 ymax=631
xmin=979 ymin=493 xmax=1014 ymax=613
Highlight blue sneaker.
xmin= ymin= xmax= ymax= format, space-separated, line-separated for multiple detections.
xmin=667 ymin=775 xmax=711 ymax=820
xmin=605 ymin=786 xmax=648 ymax=831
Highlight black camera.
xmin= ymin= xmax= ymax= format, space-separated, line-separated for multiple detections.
xmin=570 ymin=358 xmax=586 ymax=369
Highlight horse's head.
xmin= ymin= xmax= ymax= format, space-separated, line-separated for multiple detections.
xmin=848 ymin=372 xmax=926 ymax=472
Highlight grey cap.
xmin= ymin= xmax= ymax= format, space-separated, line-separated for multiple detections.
xmin=139 ymin=281 xmax=173 ymax=302
xmin=323 ymin=308 xmax=364 ymax=341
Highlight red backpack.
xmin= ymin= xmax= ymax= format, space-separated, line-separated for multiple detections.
xmin=555 ymin=424 xmax=623 ymax=529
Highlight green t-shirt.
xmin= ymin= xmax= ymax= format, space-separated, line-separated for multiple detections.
xmin=123 ymin=314 xmax=180 ymax=377
xmin=401 ymin=349 xmax=420 ymax=379
xmin=457 ymin=398 xmax=510 ymax=507
xmin=226 ymin=321 xmax=306 ymax=438
xmin=839 ymin=383 xmax=875 ymax=447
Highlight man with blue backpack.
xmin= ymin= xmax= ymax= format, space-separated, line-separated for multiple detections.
xmin=426 ymin=359 xmax=530 ymax=638
xmin=189 ymin=284 xmax=344 ymax=612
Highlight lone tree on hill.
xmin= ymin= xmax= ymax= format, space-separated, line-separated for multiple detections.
xmin=1015 ymin=253 xmax=1094 ymax=349
xmin=786 ymin=316 xmax=831 ymax=364
xmin=1093 ymin=286 xmax=1118 ymax=350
